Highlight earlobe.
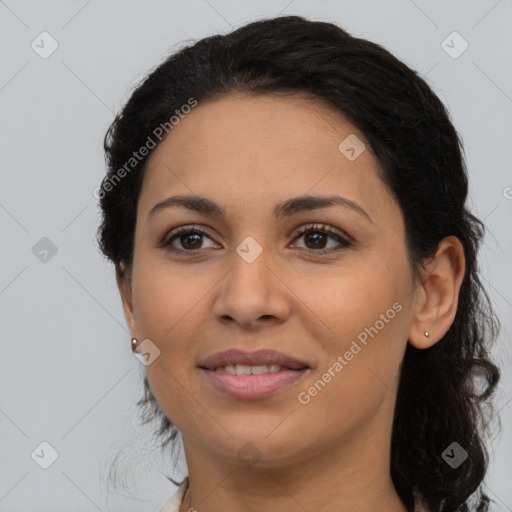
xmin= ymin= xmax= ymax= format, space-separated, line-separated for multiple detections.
xmin=115 ymin=264 xmax=140 ymax=341
xmin=408 ymin=236 xmax=466 ymax=350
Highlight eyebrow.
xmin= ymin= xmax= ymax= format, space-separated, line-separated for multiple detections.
xmin=148 ymin=194 xmax=373 ymax=224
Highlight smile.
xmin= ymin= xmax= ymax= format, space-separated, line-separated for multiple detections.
xmin=200 ymin=366 xmax=310 ymax=399
xmin=214 ymin=364 xmax=282 ymax=375
xmin=198 ymin=348 xmax=311 ymax=399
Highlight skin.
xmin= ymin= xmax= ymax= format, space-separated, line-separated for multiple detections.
xmin=117 ymin=93 xmax=465 ymax=512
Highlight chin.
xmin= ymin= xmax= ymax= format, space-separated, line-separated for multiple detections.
xmin=195 ymin=424 xmax=314 ymax=468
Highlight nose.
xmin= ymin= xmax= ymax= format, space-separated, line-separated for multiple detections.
xmin=212 ymin=246 xmax=290 ymax=330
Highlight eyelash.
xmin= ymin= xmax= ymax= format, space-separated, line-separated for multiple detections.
xmin=159 ymin=223 xmax=353 ymax=256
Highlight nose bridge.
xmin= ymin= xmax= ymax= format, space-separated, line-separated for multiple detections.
xmin=213 ymin=232 xmax=287 ymax=326
xmin=229 ymin=233 xmax=270 ymax=297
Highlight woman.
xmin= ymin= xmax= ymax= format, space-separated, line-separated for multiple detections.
xmin=97 ymin=15 xmax=501 ymax=512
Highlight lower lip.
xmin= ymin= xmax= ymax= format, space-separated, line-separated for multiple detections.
xmin=200 ymin=368 xmax=309 ymax=399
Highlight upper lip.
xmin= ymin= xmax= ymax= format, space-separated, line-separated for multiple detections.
xmin=198 ymin=349 xmax=310 ymax=370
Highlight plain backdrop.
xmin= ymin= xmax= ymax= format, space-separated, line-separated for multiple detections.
xmin=0 ymin=1 xmax=511 ymax=511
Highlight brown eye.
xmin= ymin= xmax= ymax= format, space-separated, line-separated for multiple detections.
xmin=159 ymin=223 xmax=353 ymax=256
xmin=303 ymin=231 xmax=329 ymax=249
xmin=291 ymin=224 xmax=353 ymax=255
xmin=176 ymin=231 xmax=203 ymax=250
xmin=160 ymin=227 xmax=218 ymax=252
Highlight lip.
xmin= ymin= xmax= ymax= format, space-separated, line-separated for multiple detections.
xmin=200 ymin=367 xmax=310 ymax=399
xmin=198 ymin=349 xmax=311 ymax=400
xmin=198 ymin=349 xmax=310 ymax=371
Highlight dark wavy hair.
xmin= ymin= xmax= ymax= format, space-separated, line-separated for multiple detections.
xmin=97 ymin=15 xmax=501 ymax=512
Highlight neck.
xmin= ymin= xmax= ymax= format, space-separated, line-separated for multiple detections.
xmin=178 ymin=395 xmax=408 ymax=512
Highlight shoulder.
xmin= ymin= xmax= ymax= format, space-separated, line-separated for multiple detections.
xmin=157 ymin=478 xmax=189 ymax=512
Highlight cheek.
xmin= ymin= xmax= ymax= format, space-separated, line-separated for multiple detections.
xmin=292 ymin=312 xmax=408 ymax=449
xmin=130 ymin=267 xmax=206 ymax=423
xmin=131 ymin=259 xmax=203 ymax=340
xmin=297 ymin=256 xmax=410 ymax=409
xmin=291 ymin=360 xmax=393 ymax=453
xmin=303 ymin=257 xmax=407 ymax=345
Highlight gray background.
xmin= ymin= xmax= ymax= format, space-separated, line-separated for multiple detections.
xmin=1 ymin=0 xmax=511 ymax=511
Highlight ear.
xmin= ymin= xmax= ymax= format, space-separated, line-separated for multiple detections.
xmin=116 ymin=262 xmax=141 ymax=341
xmin=408 ymin=236 xmax=466 ymax=349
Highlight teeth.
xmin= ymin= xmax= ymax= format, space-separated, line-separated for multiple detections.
xmin=216 ymin=364 xmax=283 ymax=375
xmin=236 ymin=364 xmax=252 ymax=375
xmin=251 ymin=365 xmax=270 ymax=375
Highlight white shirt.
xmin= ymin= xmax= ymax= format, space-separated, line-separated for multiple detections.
xmin=157 ymin=477 xmax=430 ymax=511
xmin=158 ymin=479 xmax=188 ymax=512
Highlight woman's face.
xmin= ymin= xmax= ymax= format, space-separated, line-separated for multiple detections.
xmin=121 ymin=93 xmax=422 ymax=468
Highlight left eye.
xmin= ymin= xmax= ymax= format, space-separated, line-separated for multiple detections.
xmin=160 ymin=223 xmax=353 ymax=255
xmin=290 ymin=224 xmax=353 ymax=254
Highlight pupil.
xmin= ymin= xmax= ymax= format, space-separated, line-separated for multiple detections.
xmin=183 ymin=233 xmax=201 ymax=249
xmin=307 ymin=232 xmax=326 ymax=249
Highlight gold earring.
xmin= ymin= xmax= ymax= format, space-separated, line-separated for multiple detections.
xmin=131 ymin=338 xmax=138 ymax=352
xmin=424 ymin=331 xmax=430 ymax=338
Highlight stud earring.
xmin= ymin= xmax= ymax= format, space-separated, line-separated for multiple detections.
xmin=131 ymin=338 xmax=138 ymax=352
xmin=424 ymin=331 xmax=430 ymax=338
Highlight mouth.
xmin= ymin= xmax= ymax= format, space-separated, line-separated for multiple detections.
xmin=198 ymin=348 xmax=310 ymax=371
xmin=211 ymin=364 xmax=293 ymax=375
xmin=198 ymin=349 xmax=311 ymax=399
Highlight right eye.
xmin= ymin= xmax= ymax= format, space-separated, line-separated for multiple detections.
xmin=160 ymin=226 xmax=220 ymax=252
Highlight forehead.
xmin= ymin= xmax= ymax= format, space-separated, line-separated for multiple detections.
xmin=138 ymin=93 xmax=394 ymax=223
xmin=147 ymin=93 xmax=363 ymax=165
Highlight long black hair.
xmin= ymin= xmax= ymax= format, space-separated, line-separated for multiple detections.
xmin=98 ymin=16 xmax=501 ymax=511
